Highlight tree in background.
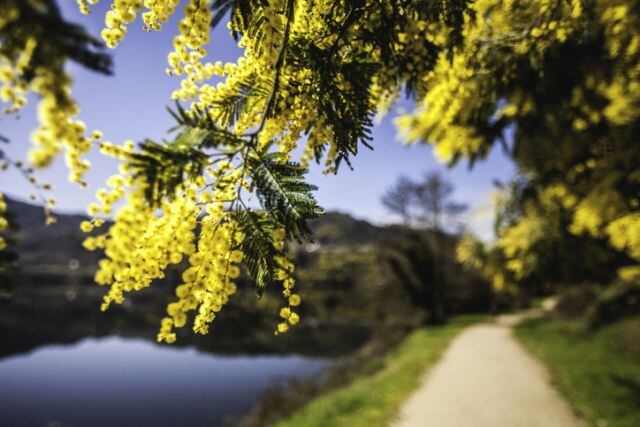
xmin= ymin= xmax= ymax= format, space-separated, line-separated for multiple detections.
xmin=384 ymin=228 xmax=441 ymax=324
xmin=399 ymin=0 xmax=640 ymax=308
xmin=380 ymin=176 xmax=414 ymax=226
xmin=459 ymin=177 xmax=636 ymax=318
xmin=382 ymin=171 xmax=468 ymax=230
xmin=414 ymin=172 xmax=468 ymax=230
xmin=0 ymin=193 xmax=18 ymax=294
xmin=382 ymin=172 xmax=468 ymax=324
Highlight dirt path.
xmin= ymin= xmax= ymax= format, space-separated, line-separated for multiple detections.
xmin=393 ymin=313 xmax=585 ymax=427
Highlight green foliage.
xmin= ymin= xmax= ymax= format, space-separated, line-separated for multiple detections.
xmin=235 ymin=151 xmax=323 ymax=296
xmin=383 ymin=227 xmax=491 ymax=322
xmin=289 ymin=37 xmax=378 ymax=170
xmin=383 ymin=228 xmax=439 ymax=319
xmin=236 ymin=210 xmax=280 ymax=296
xmin=586 ymin=281 xmax=640 ymax=328
xmin=0 ymin=0 xmax=112 ymax=86
xmin=128 ymin=138 xmax=209 ymax=206
xmin=167 ymin=103 xmax=247 ymax=148
xmin=248 ymin=151 xmax=323 ymax=240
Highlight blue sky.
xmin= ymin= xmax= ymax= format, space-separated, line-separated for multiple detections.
xmin=0 ymin=3 xmax=515 ymax=239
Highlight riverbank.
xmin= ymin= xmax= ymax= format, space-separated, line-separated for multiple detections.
xmin=515 ymin=315 xmax=640 ymax=427
xmin=265 ymin=315 xmax=485 ymax=427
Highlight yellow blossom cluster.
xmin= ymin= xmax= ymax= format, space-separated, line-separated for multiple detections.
xmin=167 ymin=0 xmax=212 ymax=100
xmin=142 ymin=0 xmax=180 ymax=31
xmin=0 ymin=193 xmax=7 ymax=251
xmin=80 ymin=0 xmax=183 ymax=47
xmin=14 ymin=0 xmax=639 ymax=342
xmin=76 ymin=0 xmax=100 ymax=15
xmin=86 ymin=0 xmax=467 ymax=174
xmin=1 ymin=0 xmax=104 ymax=187
xmin=403 ymin=0 xmax=640 ymax=285
xmin=75 ymin=0 xmax=475 ymax=341
xmin=272 ymin=227 xmax=301 ymax=335
xmin=0 ymin=37 xmax=35 ymax=113
xmin=398 ymin=0 xmax=590 ymax=160
xmin=81 ymin=0 xmax=144 ymax=48
xmin=28 ymin=69 xmax=93 ymax=184
xmin=80 ymin=122 xmax=315 ymax=339
xmin=82 ymin=135 xmax=305 ymax=340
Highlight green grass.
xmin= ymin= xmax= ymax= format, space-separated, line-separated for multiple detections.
xmin=276 ymin=315 xmax=486 ymax=427
xmin=515 ymin=316 xmax=640 ymax=427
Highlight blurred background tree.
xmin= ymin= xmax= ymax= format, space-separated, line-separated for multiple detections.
xmin=382 ymin=171 xmax=468 ymax=230
xmin=0 ymin=193 xmax=17 ymax=295
xmin=390 ymin=0 xmax=640 ymax=324
xmin=382 ymin=172 xmax=474 ymax=324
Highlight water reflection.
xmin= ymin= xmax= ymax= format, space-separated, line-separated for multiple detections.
xmin=0 ymin=337 xmax=329 ymax=427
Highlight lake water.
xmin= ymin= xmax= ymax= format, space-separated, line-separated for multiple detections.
xmin=0 ymin=337 xmax=329 ymax=427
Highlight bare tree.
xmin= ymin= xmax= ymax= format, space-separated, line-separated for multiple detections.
xmin=381 ymin=176 xmax=415 ymax=225
xmin=381 ymin=171 xmax=468 ymax=231
xmin=381 ymin=171 xmax=468 ymax=324
xmin=414 ymin=171 xmax=468 ymax=231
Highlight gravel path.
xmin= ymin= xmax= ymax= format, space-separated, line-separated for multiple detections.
xmin=393 ymin=314 xmax=585 ymax=427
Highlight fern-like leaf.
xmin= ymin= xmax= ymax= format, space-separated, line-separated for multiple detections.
xmin=235 ymin=210 xmax=279 ymax=296
xmin=248 ymin=151 xmax=323 ymax=240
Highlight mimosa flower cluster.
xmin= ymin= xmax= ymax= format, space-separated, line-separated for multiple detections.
xmin=75 ymin=0 xmax=472 ymax=340
xmin=81 ymin=0 xmax=468 ymax=171
xmin=0 ymin=193 xmax=7 ymax=251
xmin=398 ymin=0 xmax=640 ymax=287
xmin=1 ymin=0 xmax=108 ymax=187
xmin=82 ymin=139 xmax=304 ymax=341
xmin=4 ymin=0 xmax=635 ymax=341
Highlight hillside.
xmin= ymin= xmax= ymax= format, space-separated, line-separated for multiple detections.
xmin=3 ymin=196 xmax=385 ymax=269
xmin=0 ymin=196 xmax=387 ymax=358
xmin=5 ymin=196 xmax=101 ymax=269
xmin=0 ymin=196 xmax=489 ymax=359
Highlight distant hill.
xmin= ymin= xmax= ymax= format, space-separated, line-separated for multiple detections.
xmin=0 ymin=197 xmax=489 ymax=359
xmin=309 ymin=211 xmax=385 ymax=246
xmin=2 ymin=196 xmax=385 ymax=269
xmin=5 ymin=197 xmax=101 ymax=269
xmin=1 ymin=196 xmax=375 ymax=358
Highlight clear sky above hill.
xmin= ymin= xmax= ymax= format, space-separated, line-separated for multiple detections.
xmin=0 ymin=3 xmax=515 ymax=239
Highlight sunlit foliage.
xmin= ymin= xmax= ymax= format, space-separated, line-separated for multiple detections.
xmin=0 ymin=0 xmax=111 ymax=184
xmin=0 ymin=192 xmax=7 ymax=251
xmin=457 ymin=180 xmax=632 ymax=297
xmin=72 ymin=0 xmax=473 ymax=341
xmin=399 ymin=0 xmax=640 ymax=288
xmin=1 ymin=0 xmax=638 ymax=340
